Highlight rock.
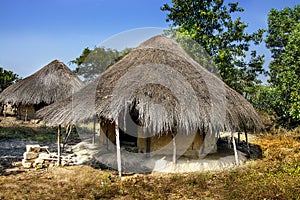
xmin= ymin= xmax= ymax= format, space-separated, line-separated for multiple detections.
xmin=38 ymin=153 xmax=50 ymax=160
xmin=22 ymin=159 xmax=32 ymax=169
xmin=26 ymin=145 xmax=41 ymax=153
xmin=23 ymin=152 xmax=39 ymax=160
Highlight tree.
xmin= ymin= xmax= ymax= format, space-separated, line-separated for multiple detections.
xmin=161 ymin=0 xmax=265 ymax=95
xmin=70 ymin=47 xmax=131 ymax=82
xmin=0 ymin=67 xmax=20 ymax=92
xmin=266 ymin=16 xmax=300 ymax=126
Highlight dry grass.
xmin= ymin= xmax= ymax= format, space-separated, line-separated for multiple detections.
xmin=0 ymin=129 xmax=300 ymax=199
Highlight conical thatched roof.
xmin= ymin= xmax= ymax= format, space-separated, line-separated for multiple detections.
xmin=95 ymin=35 xmax=263 ymax=134
xmin=37 ymin=36 xmax=263 ymax=134
xmin=36 ymin=76 xmax=99 ymax=125
xmin=0 ymin=60 xmax=84 ymax=105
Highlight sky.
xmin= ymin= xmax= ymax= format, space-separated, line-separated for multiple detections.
xmin=0 ymin=0 xmax=299 ymax=80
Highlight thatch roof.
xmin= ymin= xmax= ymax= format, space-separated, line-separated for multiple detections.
xmin=36 ymin=76 xmax=99 ymax=125
xmin=95 ymin=35 xmax=263 ymax=134
xmin=0 ymin=60 xmax=84 ymax=105
xmin=37 ymin=36 xmax=263 ymax=134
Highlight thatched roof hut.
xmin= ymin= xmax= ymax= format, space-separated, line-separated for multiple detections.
xmin=95 ymin=35 xmax=263 ymax=134
xmin=0 ymin=60 xmax=84 ymax=120
xmin=36 ymin=76 xmax=99 ymax=125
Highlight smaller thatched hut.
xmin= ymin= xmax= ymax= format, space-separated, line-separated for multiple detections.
xmin=0 ymin=60 xmax=84 ymax=120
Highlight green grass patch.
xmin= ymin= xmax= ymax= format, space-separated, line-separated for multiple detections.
xmin=0 ymin=126 xmax=57 ymax=143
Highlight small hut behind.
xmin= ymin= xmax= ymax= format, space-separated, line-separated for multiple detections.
xmin=0 ymin=60 xmax=84 ymax=120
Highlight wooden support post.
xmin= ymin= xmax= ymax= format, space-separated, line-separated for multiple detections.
xmin=237 ymin=132 xmax=241 ymax=145
xmin=245 ymin=131 xmax=250 ymax=155
xmin=57 ymin=124 xmax=62 ymax=166
xmin=3 ymin=105 xmax=6 ymax=118
xmin=146 ymin=137 xmax=151 ymax=158
xmin=115 ymin=119 xmax=122 ymax=177
xmin=62 ymin=124 xmax=72 ymax=152
xmin=172 ymin=134 xmax=176 ymax=164
xmin=106 ymin=126 xmax=109 ymax=150
xmin=92 ymin=117 xmax=96 ymax=144
xmin=231 ymin=132 xmax=239 ymax=166
xmin=25 ymin=108 xmax=28 ymax=122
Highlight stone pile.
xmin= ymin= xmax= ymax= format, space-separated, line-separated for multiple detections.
xmin=22 ymin=144 xmax=76 ymax=169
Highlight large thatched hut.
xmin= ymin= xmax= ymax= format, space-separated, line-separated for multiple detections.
xmin=37 ymin=36 xmax=262 ymax=162
xmin=0 ymin=60 xmax=84 ymax=120
xmin=94 ymin=35 xmax=263 ymax=157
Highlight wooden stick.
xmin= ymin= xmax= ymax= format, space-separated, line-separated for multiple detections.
xmin=25 ymin=108 xmax=28 ymax=122
xmin=62 ymin=124 xmax=72 ymax=152
xmin=57 ymin=124 xmax=61 ymax=166
xmin=172 ymin=134 xmax=176 ymax=164
xmin=115 ymin=119 xmax=122 ymax=177
xmin=245 ymin=131 xmax=250 ymax=155
xmin=106 ymin=125 xmax=109 ymax=150
xmin=146 ymin=137 xmax=151 ymax=158
xmin=92 ymin=117 xmax=96 ymax=144
xmin=231 ymin=132 xmax=239 ymax=165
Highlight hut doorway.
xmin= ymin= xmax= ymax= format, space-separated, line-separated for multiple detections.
xmin=119 ymin=128 xmax=137 ymax=148
xmin=118 ymin=111 xmax=138 ymax=152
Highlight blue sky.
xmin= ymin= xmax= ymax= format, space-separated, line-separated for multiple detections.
xmin=0 ymin=0 xmax=299 ymax=79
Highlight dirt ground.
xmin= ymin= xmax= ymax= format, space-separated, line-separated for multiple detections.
xmin=1 ymin=116 xmax=299 ymax=199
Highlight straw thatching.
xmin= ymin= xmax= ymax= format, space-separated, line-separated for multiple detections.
xmin=95 ymin=35 xmax=263 ymax=135
xmin=0 ymin=60 xmax=84 ymax=119
xmin=37 ymin=36 xmax=263 ymax=135
xmin=36 ymin=76 xmax=99 ymax=125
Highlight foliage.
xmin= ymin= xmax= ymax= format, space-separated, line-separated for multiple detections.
xmin=248 ymin=84 xmax=275 ymax=113
xmin=161 ymin=0 xmax=266 ymax=95
xmin=70 ymin=47 xmax=131 ymax=82
xmin=265 ymin=5 xmax=300 ymax=126
xmin=0 ymin=67 xmax=20 ymax=92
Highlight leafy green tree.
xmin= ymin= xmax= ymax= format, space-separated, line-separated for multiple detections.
xmin=161 ymin=0 xmax=266 ymax=95
xmin=265 ymin=5 xmax=300 ymax=126
xmin=266 ymin=18 xmax=300 ymax=125
xmin=0 ymin=67 xmax=20 ymax=92
xmin=70 ymin=47 xmax=131 ymax=82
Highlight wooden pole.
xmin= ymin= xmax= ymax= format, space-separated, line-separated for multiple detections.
xmin=231 ymin=132 xmax=239 ymax=166
xmin=172 ymin=134 xmax=176 ymax=164
xmin=115 ymin=119 xmax=122 ymax=177
xmin=106 ymin=126 xmax=109 ymax=150
xmin=57 ymin=124 xmax=61 ymax=166
xmin=146 ymin=137 xmax=151 ymax=158
xmin=92 ymin=117 xmax=96 ymax=144
xmin=25 ymin=108 xmax=28 ymax=122
xmin=245 ymin=130 xmax=250 ymax=155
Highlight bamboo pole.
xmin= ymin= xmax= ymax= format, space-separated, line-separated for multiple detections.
xmin=231 ymin=132 xmax=239 ymax=165
xmin=25 ymin=108 xmax=28 ymax=122
xmin=115 ymin=119 xmax=121 ymax=177
xmin=172 ymin=134 xmax=176 ymax=164
xmin=57 ymin=124 xmax=62 ymax=166
xmin=245 ymin=130 xmax=250 ymax=155
xmin=92 ymin=117 xmax=96 ymax=144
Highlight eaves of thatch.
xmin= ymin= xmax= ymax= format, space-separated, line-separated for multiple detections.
xmin=0 ymin=60 xmax=84 ymax=105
